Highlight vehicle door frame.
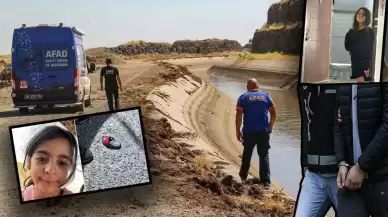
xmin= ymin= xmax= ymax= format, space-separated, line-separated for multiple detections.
xmin=75 ymin=43 xmax=90 ymax=100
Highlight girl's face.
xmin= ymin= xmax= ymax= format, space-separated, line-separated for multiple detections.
xmin=356 ymin=9 xmax=366 ymax=24
xmin=28 ymin=137 xmax=73 ymax=194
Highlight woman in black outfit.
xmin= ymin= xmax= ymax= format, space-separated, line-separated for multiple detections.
xmin=345 ymin=7 xmax=375 ymax=82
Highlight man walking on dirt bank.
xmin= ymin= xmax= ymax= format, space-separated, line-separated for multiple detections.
xmin=235 ymin=78 xmax=276 ymax=188
xmin=100 ymin=58 xmax=123 ymax=111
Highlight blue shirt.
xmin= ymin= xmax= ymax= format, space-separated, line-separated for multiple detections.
xmin=352 ymin=84 xmax=362 ymax=163
xmin=236 ymin=90 xmax=274 ymax=133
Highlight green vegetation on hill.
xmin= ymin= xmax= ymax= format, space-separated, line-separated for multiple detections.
xmin=257 ymin=22 xmax=302 ymax=32
xmin=251 ymin=0 xmax=304 ymax=55
xmin=111 ymin=38 xmax=242 ymax=56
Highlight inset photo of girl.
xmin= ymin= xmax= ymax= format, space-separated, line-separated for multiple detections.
xmin=10 ymin=121 xmax=84 ymax=202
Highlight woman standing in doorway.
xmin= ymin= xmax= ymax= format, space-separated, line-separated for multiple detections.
xmin=345 ymin=7 xmax=375 ymax=83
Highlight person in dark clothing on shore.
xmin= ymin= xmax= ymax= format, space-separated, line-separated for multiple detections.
xmin=100 ymin=58 xmax=123 ymax=111
xmin=236 ymin=78 xmax=276 ymax=188
xmin=334 ymin=83 xmax=388 ymax=217
xmin=345 ymin=7 xmax=375 ymax=82
xmin=295 ymin=85 xmax=338 ymax=217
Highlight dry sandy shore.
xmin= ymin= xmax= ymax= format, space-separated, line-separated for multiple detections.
xmin=162 ymin=58 xmax=292 ymax=192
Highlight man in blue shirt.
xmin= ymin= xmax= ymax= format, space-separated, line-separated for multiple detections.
xmin=235 ymin=78 xmax=276 ymax=188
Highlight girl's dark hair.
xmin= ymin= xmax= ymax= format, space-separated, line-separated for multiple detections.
xmin=23 ymin=125 xmax=78 ymax=189
xmin=353 ymin=7 xmax=371 ymax=29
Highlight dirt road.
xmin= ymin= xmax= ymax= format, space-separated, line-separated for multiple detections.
xmin=0 ymin=60 xmax=154 ymax=127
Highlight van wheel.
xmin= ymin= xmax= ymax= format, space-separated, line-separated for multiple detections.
xmin=19 ymin=107 xmax=29 ymax=114
xmin=85 ymin=93 xmax=91 ymax=107
xmin=78 ymin=100 xmax=85 ymax=112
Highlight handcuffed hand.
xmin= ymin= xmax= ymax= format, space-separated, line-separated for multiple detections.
xmin=345 ymin=164 xmax=365 ymax=190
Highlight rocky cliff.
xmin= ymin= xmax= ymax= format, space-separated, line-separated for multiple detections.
xmin=251 ymin=0 xmax=304 ymax=55
xmin=110 ymin=39 xmax=242 ymax=56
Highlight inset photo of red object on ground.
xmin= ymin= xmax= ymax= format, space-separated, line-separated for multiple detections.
xmin=75 ymin=107 xmax=151 ymax=193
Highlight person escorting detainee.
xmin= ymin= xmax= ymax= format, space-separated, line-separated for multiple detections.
xmin=294 ymin=85 xmax=339 ymax=217
xmin=235 ymin=78 xmax=276 ymax=188
xmin=334 ymin=83 xmax=388 ymax=216
xmin=100 ymin=58 xmax=123 ymax=111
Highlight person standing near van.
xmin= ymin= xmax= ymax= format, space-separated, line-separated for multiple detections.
xmin=235 ymin=78 xmax=276 ymax=188
xmin=100 ymin=58 xmax=123 ymax=111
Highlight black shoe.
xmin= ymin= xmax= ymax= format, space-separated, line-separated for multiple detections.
xmin=262 ymin=182 xmax=271 ymax=189
xmin=81 ymin=148 xmax=94 ymax=166
xmin=102 ymin=136 xmax=122 ymax=150
xmin=239 ymin=171 xmax=247 ymax=182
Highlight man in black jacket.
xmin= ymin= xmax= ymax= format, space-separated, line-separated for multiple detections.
xmin=295 ymin=84 xmax=339 ymax=217
xmin=100 ymin=58 xmax=123 ymax=111
xmin=334 ymin=83 xmax=388 ymax=216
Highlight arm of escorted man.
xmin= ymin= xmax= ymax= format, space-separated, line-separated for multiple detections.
xmin=333 ymin=87 xmax=348 ymax=189
xmin=353 ymin=84 xmax=388 ymax=177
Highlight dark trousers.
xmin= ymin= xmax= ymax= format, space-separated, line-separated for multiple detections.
xmin=337 ymin=177 xmax=388 ymax=217
xmin=106 ymin=88 xmax=119 ymax=111
xmin=239 ymin=131 xmax=271 ymax=183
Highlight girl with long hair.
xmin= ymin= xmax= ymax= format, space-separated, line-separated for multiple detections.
xmin=345 ymin=7 xmax=375 ymax=82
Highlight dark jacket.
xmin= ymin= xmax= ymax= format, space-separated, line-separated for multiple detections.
xmin=299 ymin=85 xmax=338 ymax=174
xmin=345 ymin=27 xmax=374 ymax=80
xmin=333 ymin=83 xmax=388 ymax=181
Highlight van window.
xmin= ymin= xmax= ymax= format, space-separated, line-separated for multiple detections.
xmin=76 ymin=45 xmax=86 ymax=68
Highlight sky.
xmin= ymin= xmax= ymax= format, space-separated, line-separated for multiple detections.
xmin=0 ymin=0 xmax=279 ymax=54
